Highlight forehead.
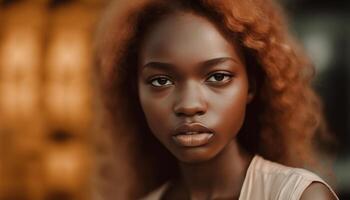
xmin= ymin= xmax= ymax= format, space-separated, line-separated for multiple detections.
xmin=139 ymin=12 xmax=240 ymax=65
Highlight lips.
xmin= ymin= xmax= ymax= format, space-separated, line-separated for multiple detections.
xmin=172 ymin=123 xmax=214 ymax=147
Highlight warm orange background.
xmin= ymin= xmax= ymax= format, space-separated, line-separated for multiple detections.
xmin=0 ymin=1 xmax=105 ymax=199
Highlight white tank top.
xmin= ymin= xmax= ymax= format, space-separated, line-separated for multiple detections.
xmin=142 ymin=155 xmax=339 ymax=200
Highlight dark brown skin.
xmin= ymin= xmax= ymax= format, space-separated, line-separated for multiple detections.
xmin=137 ymin=11 xmax=336 ymax=200
xmin=300 ymin=182 xmax=337 ymax=200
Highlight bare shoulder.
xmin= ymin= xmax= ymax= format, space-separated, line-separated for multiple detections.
xmin=300 ymin=182 xmax=337 ymax=200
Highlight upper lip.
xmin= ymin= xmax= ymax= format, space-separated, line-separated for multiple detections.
xmin=173 ymin=123 xmax=214 ymax=136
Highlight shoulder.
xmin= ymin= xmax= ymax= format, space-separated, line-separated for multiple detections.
xmin=243 ymin=155 xmax=339 ymax=200
xmin=249 ymin=155 xmax=321 ymax=180
xmin=251 ymin=155 xmax=326 ymax=182
xmin=300 ymin=182 xmax=338 ymax=200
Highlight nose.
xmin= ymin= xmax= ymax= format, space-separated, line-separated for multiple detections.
xmin=173 ymin=81 xmax=207 ymax=117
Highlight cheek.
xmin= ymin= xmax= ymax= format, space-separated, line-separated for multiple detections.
xmin=212 ymin=80 xmax=249 ymax=137
xmin=138 ymin=84 xmax=171 ymax=138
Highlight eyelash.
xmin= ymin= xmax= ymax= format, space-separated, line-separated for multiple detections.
xmin=148 ymin=76 xmax=173 ymax=87
xmin=206 ymin=72 xmax=233 ymax=83
xmin=148 ymin=72 xmax=233 ymax=88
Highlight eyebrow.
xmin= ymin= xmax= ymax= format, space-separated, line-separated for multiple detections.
xmin=201 ymin=57 xmax=238 ymax=69
xmin=142 ymin=57 xmax=239 ymax=71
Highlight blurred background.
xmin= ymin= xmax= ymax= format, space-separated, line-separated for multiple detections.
xmin=0 ymin=0 xmax=348 ymax=200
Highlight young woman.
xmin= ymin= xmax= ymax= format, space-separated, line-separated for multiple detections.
xmin=95 ymin=0 xmax=339 ymax=199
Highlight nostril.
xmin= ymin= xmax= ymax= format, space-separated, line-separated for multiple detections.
xmin=174 ymin=107 xmax=206 ymax=117
xmin=196 ymin=110 xmax=205 ymax=116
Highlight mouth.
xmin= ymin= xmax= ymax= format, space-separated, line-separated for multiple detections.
xmin=172 ymin=123 xmax=214 ymax=147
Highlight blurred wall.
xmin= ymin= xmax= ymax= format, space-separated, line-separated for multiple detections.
xmin=0 ymin=1 xmax=106 ymax=200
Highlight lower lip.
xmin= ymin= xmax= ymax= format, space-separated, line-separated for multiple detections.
xmin=172 ymin=132 xmax=214 ymax=147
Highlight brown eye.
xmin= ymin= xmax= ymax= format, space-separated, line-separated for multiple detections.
xmin=150 ymin=77 xmax=173 ymax=87
xmin=206 ymin=72 xmax=232 ymax=83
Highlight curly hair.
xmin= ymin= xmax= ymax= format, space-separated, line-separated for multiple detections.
xmin=94 ymin=0 xmax=334 ymax=198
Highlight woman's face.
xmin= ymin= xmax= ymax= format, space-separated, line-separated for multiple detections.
xmin=138 ymin=12 xmax=253 ymax=163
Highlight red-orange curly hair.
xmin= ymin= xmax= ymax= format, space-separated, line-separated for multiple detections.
xmin=94 ymin=0 xmax=333 ymax=198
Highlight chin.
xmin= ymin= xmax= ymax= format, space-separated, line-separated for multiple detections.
xmin=173 ymin=146 xmax=220 ymax=164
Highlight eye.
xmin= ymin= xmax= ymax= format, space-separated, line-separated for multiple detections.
xmin=149 ymin=76 xmax=173 ymax=87
xmin=206 ymin=72 xmax=232 ymax=83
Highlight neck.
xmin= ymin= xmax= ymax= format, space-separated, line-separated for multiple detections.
xmin=178 ymin=139 xmax=253 ymax=200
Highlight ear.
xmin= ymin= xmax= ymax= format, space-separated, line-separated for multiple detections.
xmin=247 ymin=77 xmax=256 ymax=104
